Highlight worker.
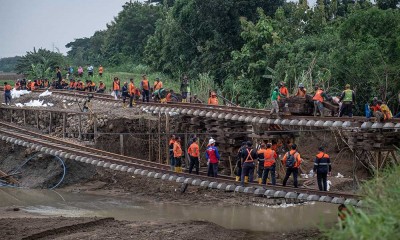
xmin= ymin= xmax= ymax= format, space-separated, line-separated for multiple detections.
xmin=169 ymin=135 xmax=176 ymax=171
xmin=128 ymin=78 xmax=136 ymax=107
xmin=234 ymin=141 xmax=246 ymax=182
xmin=338 ymin=204 xmax=351 ymax=228
xmin=121 ymin=82 xmax=129 ymax=108
xmin=371 ymin=100 xmax=384 ymax=122
xmin=76 ymin=80 xmax=84 ymax=91
xmin=26 ymin=80 xmax=34 ymax=91
xmin=239 ymin=141 xmax=257 ymax=186
xmin=188 ymin=137 xmax=200 ymax=175
xmin=98 ymin=65 xmax=104 ymax=77
xmin=256 ymin=143 xmax=267 ymax=184
xmin=295 ymin=83 xmax=307 ymax=97
xmin=69 ymin=79 xmax=75 ymax=90
xmin=3 ymin=82 xmax=12 ymax=105
xmin=270 ymin=87 xmax=279 ymax=116
xmin=43 ymin=79 xmax=49 ymax=88
xmin=339 ymin=84 xmax=355 ymax=117
xmin=206 ymin=138 xmax=220 ymax=177
xmin=380 ymin=101 xmax=393 ymax=121
xmin=97 ymin=81 xmax=106 ymax=93
xmin=208 ymin=91 xmax=218 ymax=105
xmin=180 ymin=75 xmax=189 ymax=103
xmin=112 ymin=77 xmax=120 ymax=100
xmin=37 ymin=79 xmax=43 ymax=88
xmin=262 ymin=143 xmax=277 ymax=185
xmin=153 ymin=78 xmax=163 ymax=91
xmin=154 ymin=88 xmax=168 ymax=103
xmin=173 ymin=137 xmax=183 ymax=173
xmin=141 ymin=74 xmax=150 ymax=102
xmin=282 ymin=144 xmax=302 ymax=188
xmin=15 ymin=80 xmax=21 ymax=90
xmin=313 ymin=147 xmax=331 ymax=191
xmin=312 ymin=86 xmax=325 ymax=117
xmin=278 ymin=82 xmax=289 ymax=101
xmin=166 ymin=89 xmax=173 ymax=102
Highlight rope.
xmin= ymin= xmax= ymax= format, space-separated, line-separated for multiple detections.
xmin=1 ymin=154 xmax=66 ymax=190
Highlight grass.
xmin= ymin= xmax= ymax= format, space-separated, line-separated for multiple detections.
xmin=324 ymin=163 xmax=400 ymax=240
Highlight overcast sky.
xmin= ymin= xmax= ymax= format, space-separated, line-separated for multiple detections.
xmin=0 ymin=0 xmax=130 ymax=58
xmin=0 ymin=0 xmax=316 ymax=58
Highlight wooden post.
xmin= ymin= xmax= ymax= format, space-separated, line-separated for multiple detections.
xmin=49 ymin=112 xmax=52 ymax=133
xmin=23 ymin=110 xmax=26 ymax=125
xmin=165 ymin=113 xmax=170 ymax=165
xmin=120 ymin=134 xmax=124 ymax=155
xmin=158 ymin=112 xmax=161 ymax=164
xmin=93 ymin=113 xmax=98 ymax=143
xmin=78 ymin=114 xmax=82 ymax=139
xmin=36 ymin=112 xmax=39 ymax=129
xmin=62 ymin=113 xmax=66 ymax=138
xmin=148 ymin=119 xmax=151 ymax=162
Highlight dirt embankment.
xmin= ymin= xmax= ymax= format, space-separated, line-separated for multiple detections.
xmin=0 ymin=215 xmax=322 ymax=240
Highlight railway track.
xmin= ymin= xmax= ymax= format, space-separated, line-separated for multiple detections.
xmin=0 ymin=120 xmax=362 ymax=205
xmin=4 ymin=87 xmax=399 ymax=125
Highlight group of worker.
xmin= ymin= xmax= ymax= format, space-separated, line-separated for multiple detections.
xmin=167 ymin=134 xmax=332 ymax=191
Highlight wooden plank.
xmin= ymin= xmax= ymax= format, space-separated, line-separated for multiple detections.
xmin=0 ymin=169 xmax=19 ymax=184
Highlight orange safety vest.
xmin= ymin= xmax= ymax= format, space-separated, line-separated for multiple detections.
xmin=173 ymin=142 xmax=183 ymax=158
xmin=188 ymin=142 xmax=200 ymax=157
xmin=208 ymin=97 xmax=218 ymax=105
xmin=166 ymin=93 xmax=172 ymax=102
xmin=129 ymin=83 xmax=135 ymax=95
xmin=4 ymin=84 xmax=12 ymax=91
xmin=154 ymin=81 xmax=163 ymax=90
xmin=69 ymin=82 xmax=75 ymax=88
xmin=142 ymin=80 xmax=149 ymax=90
xmin=313 ymin=89 xmax=324 ymax=102
xmin=264 ymin=149 xmax=277 ymax=167
xmin=113 ymin=81 xmax=120 ymax=91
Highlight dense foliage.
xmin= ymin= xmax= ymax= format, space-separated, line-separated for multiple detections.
xmin=326 ymin=163 xmax=400 ymax=239
xmin=62 ymin=0 xmax=400 ymax=111
xmin=0 ymin=56 xmax=21 ymax=72
xmin=15 ymin=48 xmax=65 ymax=79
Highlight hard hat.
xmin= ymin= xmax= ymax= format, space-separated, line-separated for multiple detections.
xmin=299 ymin=83 xmax=304 ymax=88
xmin=345 ymin=84 xmax=350 ymax=88
xmin=208 ymin=138 xmax=216 ymax=145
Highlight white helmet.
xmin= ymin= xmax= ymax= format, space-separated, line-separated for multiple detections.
xmin=208 ymin=138 xmax=216 ymax=145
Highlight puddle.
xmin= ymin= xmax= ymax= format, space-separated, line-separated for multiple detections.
xmin=0 ymin=188 xmax=337 ymax=232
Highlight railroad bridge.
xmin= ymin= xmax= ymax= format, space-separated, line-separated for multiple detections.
xmin=1 ymin=90 xmax=400 ymax=206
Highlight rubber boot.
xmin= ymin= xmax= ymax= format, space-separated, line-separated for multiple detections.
xmin=244 ymin=176 xmax=249 ymax=183
xmin=258 ymin=178 xmax=262 ymax=184
xmin=235 ymin=176 xmax=240 ymax=182
xmin=170 ymin=166 xmax=175 ymax=172
xmin=174 ymin=167 xmax=179 ymax=173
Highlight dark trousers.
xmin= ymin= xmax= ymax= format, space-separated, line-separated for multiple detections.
xmin=241 ymin=162 xmax=255 ymax=186
xmin=142 ymin=90 xmax=150 ymax=102
xmin=129 ymin=95 xmax=134 ymax=107
xmin=174 ymin=157 xmax=182 ymax=167
xmin=4 ymin=92 xmax=11 ymax=105
xmin=189 ymin=156 xmax=199 ymax=175
xmin=257 ymin=161 xmax=264 ymax=178
xmin=317 ymin=172 xmax=328 ymax=191
xmin=283 ymin=167 xmax=299 ymax=188
xmin=207 ymin=163 xmax=218 ymax=177
xmin=262 ymin=165 xmax=276 ymax=185
xmin=340 ymin=102 xmax=353 ymax=117
xmin=235 ymin=160 xmax=242 ymax=179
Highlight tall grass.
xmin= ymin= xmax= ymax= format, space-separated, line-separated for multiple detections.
xmin=325 ymin=163 xmax=400 ymax=240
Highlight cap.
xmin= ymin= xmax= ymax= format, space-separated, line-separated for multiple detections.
xmin=246 ymin=141 xmax=253 ymax=147
xmin=318 ymin=146 xmax=324 ymax=151
xmin=345 ymin=84 xmax=350 ymax=88
xmin=208 ymin=138 xmax=216 ymax=145
xmin=299 ymin=83 xmax=304 ymax=88
xmin=156 ymin=78 xmax=159 ymax=80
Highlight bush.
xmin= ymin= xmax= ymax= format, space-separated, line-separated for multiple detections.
xmin=325 ymin=163 xmax=400 ymax=240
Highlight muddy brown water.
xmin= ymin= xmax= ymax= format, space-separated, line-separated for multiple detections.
xmin=0 ymin=188 xmax=337 ymax=232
